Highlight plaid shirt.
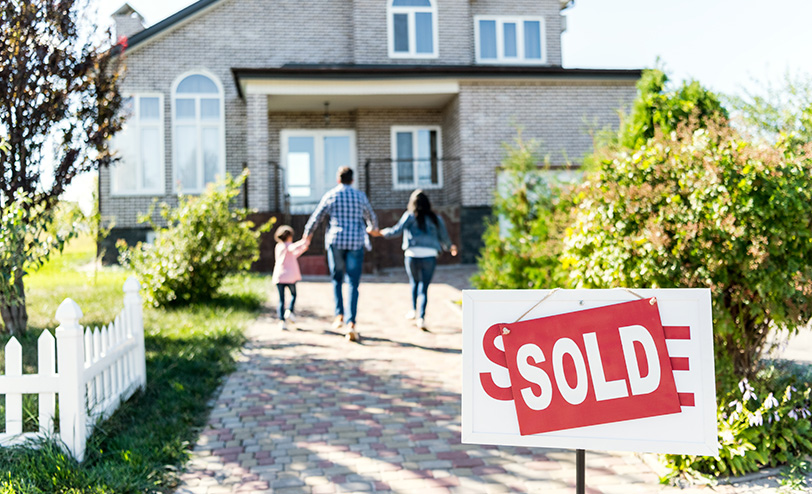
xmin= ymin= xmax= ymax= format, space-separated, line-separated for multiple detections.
xmin=304 ymin=184 xmax=378 ymax=250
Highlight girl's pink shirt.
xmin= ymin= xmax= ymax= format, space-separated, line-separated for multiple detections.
xmin=272 ymin=239 xmax=309 ymax=284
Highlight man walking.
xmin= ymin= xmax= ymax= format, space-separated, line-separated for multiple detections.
xmin=303 ymin=167 xmax=378 ymax=342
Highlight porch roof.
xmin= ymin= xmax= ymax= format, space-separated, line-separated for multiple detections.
xmin=231 ymin=64 xmax=642 ymax=110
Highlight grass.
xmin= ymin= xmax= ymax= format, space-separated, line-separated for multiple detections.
xmin=0 ymin=236 xmax=269 ymax=492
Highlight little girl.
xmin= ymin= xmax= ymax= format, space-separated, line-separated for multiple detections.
xmin=271 ymin=225 xmax=309 ymax=330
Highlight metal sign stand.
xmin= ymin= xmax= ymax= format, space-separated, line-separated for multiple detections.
xmin=576 ymin=449 xmax=585 ymax=494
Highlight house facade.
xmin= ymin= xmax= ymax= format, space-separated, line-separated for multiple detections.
xmin=102 ymin=0 xmax=640 ymax=271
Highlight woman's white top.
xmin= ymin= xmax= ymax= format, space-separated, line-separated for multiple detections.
xmin=405 ymin=246 xmax=439 ymax=258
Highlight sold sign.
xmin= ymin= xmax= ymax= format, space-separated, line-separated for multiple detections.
xmin=462 ymin=289 xmax=717 ymax=455
xmin=492 ymin=298 xmax=680 ymax=435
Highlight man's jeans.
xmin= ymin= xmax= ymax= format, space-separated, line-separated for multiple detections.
xmin=327 ymin=246 xmax=365 ymax=325
xmin=405 ymin=256 xmax=437 ymax=319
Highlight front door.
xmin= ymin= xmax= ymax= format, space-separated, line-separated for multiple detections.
xmin=281 ymin=129 xmax=356 ymax=213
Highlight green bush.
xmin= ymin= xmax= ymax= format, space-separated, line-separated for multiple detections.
xmin=119 ymin=173 xmax=272 ymax=307
xmin=563 ymin=121 xmax=812 ymax=382
xmin=617 ymin=68 xmax=727 ymax=150
xmin=664 ymin=362 xmax=812 ymax=480
xmin=472 ymin=134 xmax=570 ymax=289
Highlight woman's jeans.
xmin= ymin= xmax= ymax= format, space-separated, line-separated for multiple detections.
xmin=405 ymin=256 xmax=437 ymax=319
xmin=327 ymin=245 xmax=365 ymax=325
xmin=277 ymin=283 xmax=297 ymax=320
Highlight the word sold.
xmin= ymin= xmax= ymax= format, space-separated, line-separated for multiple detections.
xmin=483 ymin=298 xmax=681 ymax=435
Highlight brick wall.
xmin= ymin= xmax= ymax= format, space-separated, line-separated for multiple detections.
xmin=457 ymin=79 xmax=637 ymax=207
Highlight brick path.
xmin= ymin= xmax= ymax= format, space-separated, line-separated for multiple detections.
xmin=176 ymin=266 xmax=808 ymax=494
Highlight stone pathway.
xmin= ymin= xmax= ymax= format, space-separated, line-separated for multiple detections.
xmin=176 ymin=266 xmax=810 ymax=493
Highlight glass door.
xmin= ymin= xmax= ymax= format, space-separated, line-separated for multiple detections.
xmin=281 ymin=130 xmax=356 ymax=213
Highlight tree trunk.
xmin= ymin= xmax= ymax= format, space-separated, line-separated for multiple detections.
xmin=0 ymin=276 xmax=28 ymax=336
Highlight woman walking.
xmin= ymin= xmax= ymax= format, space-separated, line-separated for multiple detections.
xmin=369 ymin=190 xmax=457 ymax=330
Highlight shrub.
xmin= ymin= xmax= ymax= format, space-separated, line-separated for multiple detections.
xmin=563 ymin=121 xmax=812 ymax=382
xmin=617 ymin=68 xmax=727 ymax=150
xmin=119 ymin=173 xmax=273 ymax=307
xmin=664 ymin=362 xmax=812 ymax=480
xmin=472 ymin=134 xmax=570 ymax=289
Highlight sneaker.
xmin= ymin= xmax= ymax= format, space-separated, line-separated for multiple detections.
xmin=405 ymin=310 xmax=416 ymax=320
xmin=284 ymin=310 xmax=296 ymax=323
xmin=332 ymin=315 xmax=344 ymax=329
xmin=280 ymin=320 xmax=288 ymax=331
xmin=416 ymin=318 xmax=427 ymax=331
xmin=345 ymin=322 xmax=360 ymax=342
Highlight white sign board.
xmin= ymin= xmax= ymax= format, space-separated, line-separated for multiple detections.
xmin=462 ymin=288 xmax=717 ymax=455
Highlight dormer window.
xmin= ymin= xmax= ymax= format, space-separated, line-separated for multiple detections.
xmin=388 ymin=0 xmax=438 ymax=58
xmin=475 ymin=16 xmax=546 ymax=64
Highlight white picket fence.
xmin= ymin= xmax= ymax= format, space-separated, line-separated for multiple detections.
xmin=0 ymin=276 xmax=146 ymax=461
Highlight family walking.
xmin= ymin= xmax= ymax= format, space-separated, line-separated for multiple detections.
xmin=271 ymin=166 xmax=457 ymax=342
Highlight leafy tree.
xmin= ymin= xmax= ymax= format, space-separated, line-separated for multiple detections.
xmin=0 ymin=192 xmax=81 ymax=334
xmin=563 ymin=120 xmax=812 ymax=381
xmin=472 ymin=133 xmax=570 ymax=290
xmin=119 ymin=173 xmax=273 ymax=307
xmin=0 ymin=1 xmax=125 ymax=334
xmin=617 ymin=69 xmax=728 ymax=150
xmin=729 ymin=71 xmax=812 ymax=146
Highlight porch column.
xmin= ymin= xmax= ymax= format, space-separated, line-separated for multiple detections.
xmin=246 ymin=93 xmax=270 ymax=211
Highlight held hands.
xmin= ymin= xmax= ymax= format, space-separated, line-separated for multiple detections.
xmin=366 ymin=226 xmax=382 ymax=237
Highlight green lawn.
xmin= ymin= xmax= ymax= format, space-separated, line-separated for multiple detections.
xmin=0 ymin=237 xmax=270 ymax=493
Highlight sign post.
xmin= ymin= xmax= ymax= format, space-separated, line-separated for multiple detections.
xmin=462 ymin=288 xmax=717 ymax=489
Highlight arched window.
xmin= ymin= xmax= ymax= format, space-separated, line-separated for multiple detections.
xmin=172 ymin=72 xmax=225 ymax=193
xmin=388 ymin=0 xmax=437 ymax=58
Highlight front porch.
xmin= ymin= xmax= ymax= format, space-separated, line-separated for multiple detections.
xmin=236 ymin=67 xmax=468 ymax=273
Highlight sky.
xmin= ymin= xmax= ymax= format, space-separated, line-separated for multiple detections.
xmin=66 ymin=0 xmax=812 ymax=209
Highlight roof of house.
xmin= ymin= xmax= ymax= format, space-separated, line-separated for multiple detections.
xmin=124 ymin=0 xmax=220 ymax=49
xmin=122 ymin=0 xmax=577 ymax=51
xmin=231 ymin=64 xmax=642 ymax=98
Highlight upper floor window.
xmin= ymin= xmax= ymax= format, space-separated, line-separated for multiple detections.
xmin=111 ymin=93 xmax=165 ymax=196
xmin=391 ymin=126 xmax=442 ymax=189
xmin=172 ymin=72 xmax=225 ymax=193
xmin=388 ymin=0 xmax=438 ymax=58
xmin=475 ymin=16 xmax=546 ymax=64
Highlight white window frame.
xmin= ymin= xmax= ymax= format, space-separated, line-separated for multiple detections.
xmin=474 ymin=15 xmax=547 ymax=65
xmin=387 ymin=0 xmax=439 ymax=59
xmin=110 ymin=92 xmax=166 ymax=197
xmin=171 ymin=70 xmax=227 ymax=194
xmin=390 ymin=125 xmax=443 ymax=191
xmin=280 ymin=129 xmax=357 ymax=210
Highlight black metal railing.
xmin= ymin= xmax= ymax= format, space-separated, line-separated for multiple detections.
xmin=364 ymin=156 xmax=460 ymax=190
xmin=267 ymin=157 xmax=461 ymax=217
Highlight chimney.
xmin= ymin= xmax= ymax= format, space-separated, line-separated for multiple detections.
xmin=112 ymin=3 xmax=145 ymax=40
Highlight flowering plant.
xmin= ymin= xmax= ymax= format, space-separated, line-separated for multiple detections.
xmin=664 ymin=362 xmax=812 ymax=481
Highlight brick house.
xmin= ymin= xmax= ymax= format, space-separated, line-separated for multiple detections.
xmin=102 ymin=0 xmax=640 ymax=272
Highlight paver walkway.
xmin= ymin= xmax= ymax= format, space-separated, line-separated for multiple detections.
xmin=176 ymin=266 xmax=810 ymax=494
